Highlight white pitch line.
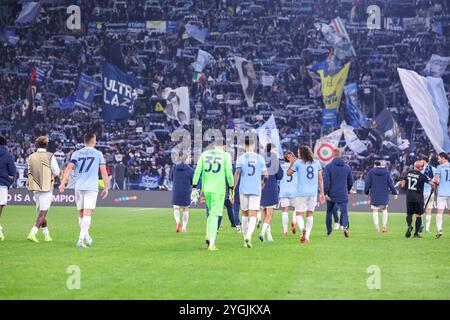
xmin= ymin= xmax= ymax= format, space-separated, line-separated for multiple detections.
xmin=127 ymin=208 xmax=157 ymax=212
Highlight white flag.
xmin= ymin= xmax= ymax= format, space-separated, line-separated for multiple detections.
xmin=423 ymin=54 xmax=450 ymax=78
xmin=235 ymin=56 xmax=257 ymax=107
xmin=314 ymin=129 xmax=342 ymax=165
xmin=257 ymin=114 xmax=282 ymax=158
xmin=398 ymin=68 xmax=450 ymax=153
xmin=192 ymin=49 xmax=214 ymax=72
xmin=340 ymin=122 xmax=368 ymax=155
xmin=162 ymin=87 xmax=190 ymax=127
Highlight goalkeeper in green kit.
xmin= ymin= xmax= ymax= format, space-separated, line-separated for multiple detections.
xmin=192 ymin=140 xmax=234 ymax=251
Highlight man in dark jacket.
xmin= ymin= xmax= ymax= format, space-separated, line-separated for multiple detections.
xmin=169 ymin=156 xmax=194 ymax=233
xmin=365 ymin=161 xmax=399 ymax=233
xmin=0 ymin=136 xmax=17 ymax=241
xmin=324 ymin=149 xmax=354 ymax=237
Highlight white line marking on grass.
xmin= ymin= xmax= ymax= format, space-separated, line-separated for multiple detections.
xmin=128 ymin=208 xmax=158 ymax=212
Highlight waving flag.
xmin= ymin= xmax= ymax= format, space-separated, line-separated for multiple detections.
xmin=102 ymin=62 xmax=142 ymax=121
xmin=184 ymin=24 xmax=208 ymax=43
xmin=235 ymin=57 xmax=257 ymax=107
xmin=344 ymin=83 xmax=366 ymax=128
xmin=257 ymin=114 xmax=282 ymax=158
xmin=318 ymin=62 xmax=350 ymax=110
xmin=15 ymin=2 xmax=41 ymax=27
xmin=162 ymin=87 xmax=190 ymax=127
xmin=423 ymin=54 xmax=450 ymax=78
xmin=398 ymin=68 xmax=450 ymax=153
xmin=314 ymin=129 xmax=342 ymax=165
xmin=75 ymin=73 xmax=101 ymax=110
xmin=192 ymin=49 xmax=214 ymax=72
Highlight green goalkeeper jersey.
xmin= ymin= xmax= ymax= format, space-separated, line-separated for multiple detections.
xmin=193 ymin=148 xmax=234 ymax=195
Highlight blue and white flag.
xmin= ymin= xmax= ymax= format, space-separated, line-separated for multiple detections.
xmin=423 ymin=54 xmax=450 ymax=78
xmin=184 ymin=24 xmax=208 ymax=43
xmin=75 ymin=73 xmax=101 ymax=110
xmin=57 ymin=95 xmax=76 ymax=111
xmin=344 ymin=83 xmax=366 ymax=128
xmin=322 ymin=108 xmax=338 ymax=128
xmin=15 ymin=2 xmax=42 ymax=27
xmin=102 ymin=62 xmax=142 ymax=122
xmin=257 ymin=114 xmax=283 ymax=158
xmin=36 ymin=65 xmax=52 ymax=83
xmin=398 ymin=68 xmax=450 ymax=153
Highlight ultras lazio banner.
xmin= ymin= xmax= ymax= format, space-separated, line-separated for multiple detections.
xmin=102 ymin=62 xmax=142 ymax=121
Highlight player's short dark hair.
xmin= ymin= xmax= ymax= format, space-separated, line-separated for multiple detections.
xmin=35 ymin=136 xmax=48 ymax=149
xmin=0 ymin=136 xmax=6 ymax=146
xmin=244 ymin=136 xmax=250 ymax=146
xmin=438 ymin=152 xmax=448 ymax=160
xmin=84 ymin=133 xmax=96 ymax=144
xmin=266 ymin=143 xmax=273 ymax=153
xmin=421 ymin=156 xmax=429 ymax=162
xmin=374 ymin=161 xmax=381 ymax=167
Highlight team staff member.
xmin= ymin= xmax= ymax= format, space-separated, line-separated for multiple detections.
xmin=364 ymin=161 xmax=398 ymax=233
xmin=26 ymin=136 xmax=61 ymax=242
xmin=324 ymin=149 xmax=354 ymax=237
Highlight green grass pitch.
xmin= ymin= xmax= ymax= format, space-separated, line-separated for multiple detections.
xmin=0 ymin=206 xmax=449 ymax=300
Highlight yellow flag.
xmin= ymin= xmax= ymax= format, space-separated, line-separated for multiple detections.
xmin=318 ymin=62 xmax=350 ymax=110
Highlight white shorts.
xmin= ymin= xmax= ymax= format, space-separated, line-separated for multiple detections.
xmin=240 ymin=194 xmax=261 ymax=211
xmin=423 ymin=192 xmax=435 ymax=209
xmin=33 ymin=191 xmax=53 ymax=211
xmin=75 ymin=190 xmax=98 ymax=210
xmin=297 ymin=196 xmax=317 ymax=212
xmin=0 ymin=187 xmax=7 ymax=205
xmin=436 ymin=196 xmax=450 ymax=210
xmin=279 ymin=197 xmax=299 ymax=209
xmin=371 ymin=204 xmax=388 ymax=210
xmin=261 ymin=205 xmax=277 ymax=209
xmin=173 ymin=205 xmax=189 ymax=209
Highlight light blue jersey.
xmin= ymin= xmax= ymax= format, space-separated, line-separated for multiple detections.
xmin=436 ymin=162 xmax=450 ymax=196
xmin=293 ymin=159 xmax=322 ymax=197
xmin=70 ymin=147 xmax=105 ymax=192
xmin=236 ymin=152 xmax=267 ymax=196
xmin=421 ymin=165 xmax=436 ymax=194
xmin=279 ymin=162 xmax=298 ymax=198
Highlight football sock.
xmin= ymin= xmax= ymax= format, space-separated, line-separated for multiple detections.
xmin=436 ymin=213 xmax=443 ymax=231
xmin=79 ymin=216 xmax=91 ymax=242
xmin=415 ymin=216 xmax=422 ymax=235
xmin=182 ymin=210 xmax=189 ymax=229
xmin=267 ymin=224 xmax=272 ymax=238
xmin=372 ymin=211 xmax=379 ymax=227
xmin=78 ymin=217 xmax=82 ymax=226
xmin=31 ymin=226 xmax=39 ymax=235
xmin=42 ymin=227 xmax=49 ymax=237
xmin=305 ymin=216 xmax=313 ymax=240
xmin=0 ymin=224 xmax=2 ymax=231
xmin=296 ymin=215 xmax=305 ymax=231
xmin=207 ymin=215 xmax=218 ymax=246
xmin=406 ymin=214 xmax=413 ymax=227
xmin=281 ymin=211 xmax=288 ymax=233
xmin=246 ymin=216 xmax=257 ymax=240
xmin=173 ymin=208 xmax=180 ymax=224
xmin=292 ymin=212 xmax=297 ymax=224
xmin=425 ymin=214 xmax=431 ymax=231
xmin=257 ymin=211 xmax=261 ymax=222
xmin=242 ymin=216 xmax=249 ymax=238
xmin=261 ymin=223 xmax=269 ymax=235
xmin=382 ymin=209 xmax=388 ymax=227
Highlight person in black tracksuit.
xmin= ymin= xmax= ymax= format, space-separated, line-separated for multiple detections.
xmin=401 ymin=161 xmax=435 ymax=238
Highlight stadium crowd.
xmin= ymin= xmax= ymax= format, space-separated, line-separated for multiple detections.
xmin=0 ymin=0 xmax=449 ymax=190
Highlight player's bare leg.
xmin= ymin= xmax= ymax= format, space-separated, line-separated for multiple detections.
xmin=0 ymin=205 xmax=5 ymax=241
xmin=302 ymin=211 xmax=314 ymax=243
xmin=182 ymin=207 xmax=189 ymax=233
xmin=28 ymin=209 xmax=49 ymax=242
xmin=281 ymin=207 xmax=289 ymax=236
xmin=372 ymin=208 xmax=380 ymax=232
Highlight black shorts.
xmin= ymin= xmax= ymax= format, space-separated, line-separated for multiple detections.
xmin=407 ymin=202 xmax=424 ymax=215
